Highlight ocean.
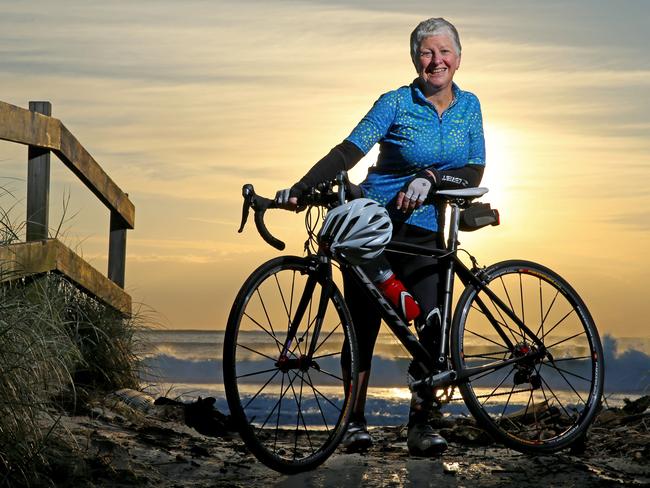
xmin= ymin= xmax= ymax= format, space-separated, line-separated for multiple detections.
xmin=138 ymin=329 xmax=650 ymax=426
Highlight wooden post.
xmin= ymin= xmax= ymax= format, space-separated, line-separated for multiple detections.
xmin=26 ymin=101 xmax=52 ymax=241
xmin=108 ymin=211 xmax=127 ymax=288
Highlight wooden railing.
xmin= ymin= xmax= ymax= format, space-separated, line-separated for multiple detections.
xmin=0 ymin=100 xmax=134 ymax=313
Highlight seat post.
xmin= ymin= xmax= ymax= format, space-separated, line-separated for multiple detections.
xmin=447 ymin=202 xmax=461 ymax=252
xmin=436 ymin=200 xmax=462 ymax=367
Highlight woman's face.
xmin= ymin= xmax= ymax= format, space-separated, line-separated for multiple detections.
xmin=416 ymin=35 xmax=461 ymax=93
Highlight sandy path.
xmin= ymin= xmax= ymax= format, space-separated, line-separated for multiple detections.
xmin=55 ymin=401 xmax=649 ymax=487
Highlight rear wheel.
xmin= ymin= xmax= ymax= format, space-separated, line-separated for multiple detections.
xmin=223 ymin=256 xmax=358 ymax=473
xmin=451 ymin=260 xmax=603 ymax=452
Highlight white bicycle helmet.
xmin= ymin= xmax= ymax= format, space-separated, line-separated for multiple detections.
xmin=318 ymin=198 xmax=392 ymax=264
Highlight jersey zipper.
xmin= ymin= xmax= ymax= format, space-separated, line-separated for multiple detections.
xmin=437 ymin=96 xmax=457 ymax=159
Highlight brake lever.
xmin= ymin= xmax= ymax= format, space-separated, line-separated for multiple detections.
xmin=336 ymin=171 xmax=348 ymax=205
xmin=238 ymin=184 xmax=254 ymax=233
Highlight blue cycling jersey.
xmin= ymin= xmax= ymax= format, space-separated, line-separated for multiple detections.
xmin=346 ymin=81 xmax=485 ymax=232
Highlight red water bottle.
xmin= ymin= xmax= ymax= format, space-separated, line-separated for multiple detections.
xmin=377 ymin=274 xmax=421 ymax=322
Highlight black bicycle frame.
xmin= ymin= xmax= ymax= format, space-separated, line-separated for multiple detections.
xmin=280 ymin=201 xmax=546 ymax=387
xmin=349 ymin=201 xmax=546 ymax=385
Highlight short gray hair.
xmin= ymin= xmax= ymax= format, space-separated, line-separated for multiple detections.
xmin=410 ymin=18 xmax=461 ymax=68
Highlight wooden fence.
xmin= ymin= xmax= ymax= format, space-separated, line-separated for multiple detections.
xmin=0 ymin=100 xmax=134 ymax=313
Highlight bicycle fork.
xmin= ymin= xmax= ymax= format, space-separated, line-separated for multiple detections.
xmin=276 ymin=256 xmax=331 ymax=370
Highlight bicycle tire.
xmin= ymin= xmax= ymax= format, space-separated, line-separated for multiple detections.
xmin=223 ymin=256 xmax=358 ymax=473
xmin=450 ymin=260 xmax=604 ymax=453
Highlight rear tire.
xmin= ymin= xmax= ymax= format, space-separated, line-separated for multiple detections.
xmin=451 ymin=260 xmax=604 ymax=453
xmin=223 ymin=256 xmax=358 ymax=473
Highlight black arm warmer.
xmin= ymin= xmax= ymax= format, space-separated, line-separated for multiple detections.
xmin=432 ymin=164 xmax=484 ymax=190
xmin=290 ymin=140 xmax=364 ymax=197
xmin=290 ymin=138 xmax=484 ymax=196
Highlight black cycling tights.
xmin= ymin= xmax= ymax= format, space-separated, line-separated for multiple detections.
xmin=341 ymin=223 xmax=443 ymax=372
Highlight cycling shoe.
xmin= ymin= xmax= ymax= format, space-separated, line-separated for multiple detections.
xmin=407 ymin=423 xmax=448 ymax=456
xmin=341 ymin=420 xmax=372 ymax=452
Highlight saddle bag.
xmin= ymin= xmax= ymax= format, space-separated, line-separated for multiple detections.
xmin=459 ymin=202 xmax=500 ymax=232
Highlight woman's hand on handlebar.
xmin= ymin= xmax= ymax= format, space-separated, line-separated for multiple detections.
xmin=274 ymin=188 xmax=301 ymax=211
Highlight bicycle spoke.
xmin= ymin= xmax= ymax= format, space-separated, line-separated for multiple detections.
xmin=288 ymin=371 xmax=314 ymax=458
xmin=313 ymin=322 xmax=342 ymax=355
xmin=306 ymin=370 xmax=331 ymax=432
xmin=463 ymin=351 xmax=510 ymax=360
xmin=470 ymin=362 xmax=513 ymax=383
xmin=540 ymin=308 xmax=576 ymax=342
xmin=519 ymin=272 xmax=525 ymax=330
xmin=480 ymin=368 xmax=514 ymax=407
xmin=243 ymin=312 xmax=284 ymax=350
xmin=297 ymin=371 xmax=343 ymax=412
xmin=243 ymin=369 xmax=281 ymax=410
xmin=312 ymin=367 xmax=344 ymax=383
xmin=289 ymin=270 xmax=296 ymax=330
xmin=528 ymin=387 xmax=540 ymax=436
xmin=257 ymin=371 xmax=292 ymax=432
xmin=535 ymin=288 xmax=561 ymax=339
xmin=485 ymin=294 xmax=522 ymax=344
xmin=255 ymin=288 xmax=282 ymax=355
xmin=538 ymin=372 xmax=573 ymax=419
xmin=545 ymin=330 xmax=586 ymax=350
xmin=312 ymin=350 xmax=342 ymax=360
xmin=273 ymin=373 xmax=286 ymax=451
xmin=551 ymin=355 xmax=592 ymax=363
xmin=471 ymin=301 xmax=522 ymax=345
xmin=536 ymin=363 xmax=552 ymax=412
xmin=499 ymin=276 xmax=518 ymax=327
xmin=465 ymin=327 xmax=511 ymax=351
xmin=303 ymin=281 xmax=312 ymax=357
xmin=498 ymin=383 xmax=519 ymax=430
xmin=293 ymin=310 xmax=318 ymax=358
xmin=545 ymin=362 xmax=592 ymax=384
xmin=236 ymin=342 xmax=278 ymax=362
xmin=538 ymin=277 xmax=545 ymax=340
xmin=541 ymin=363 xmax=590 ymax=400
xmin=236 ymin=366 xmax=279 ymax=380
xmin=273 ymin=272 xmax=291 ymax=330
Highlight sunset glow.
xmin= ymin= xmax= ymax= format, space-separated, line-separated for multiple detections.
xmin=1 ymin=1 xmax=648 ymax=337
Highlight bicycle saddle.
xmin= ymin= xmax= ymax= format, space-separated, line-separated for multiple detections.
xmin=436 ymin=187 xmax=489 ymax=200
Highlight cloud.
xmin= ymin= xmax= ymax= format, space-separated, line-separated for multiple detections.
xmin=603 ymin=211 xmax=650 ymax=232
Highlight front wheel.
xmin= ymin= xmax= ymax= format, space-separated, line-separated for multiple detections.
xmin=451 ymin=260 xmax=604 ymax=453
xmin=223 ymin=256 xmax=358 ymax=473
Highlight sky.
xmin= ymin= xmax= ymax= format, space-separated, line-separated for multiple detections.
xmin=1 ymin=0 xmax=649 ymax=337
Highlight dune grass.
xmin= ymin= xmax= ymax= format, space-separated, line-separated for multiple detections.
xmin=0 ymin=272 xmax=144 ymax=486
xmin=0 ymin=187 xmax=143 ymax=486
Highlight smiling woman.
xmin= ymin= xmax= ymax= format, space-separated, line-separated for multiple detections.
xmin=270 ymin=16 xmax=488 ymax=458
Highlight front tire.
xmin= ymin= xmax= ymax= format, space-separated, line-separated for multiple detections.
xmin=223 ymin=256 xmax=358 ymax=473
xmin=451 ymin=260 xmax=604 ymax=453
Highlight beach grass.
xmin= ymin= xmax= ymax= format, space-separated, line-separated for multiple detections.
xmin=0 ymin=272 xmax=144 ymax=487
xmin=0 ymin=189 xmax=143 ymax=486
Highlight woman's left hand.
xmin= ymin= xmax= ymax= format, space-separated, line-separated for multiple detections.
xmin=396 ymin=169 xmax=438 ymax=212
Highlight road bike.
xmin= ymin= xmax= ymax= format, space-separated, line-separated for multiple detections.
xmin=223 ymin=173 xmax=604 ymax=473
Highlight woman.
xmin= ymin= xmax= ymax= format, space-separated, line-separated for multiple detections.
xmin=276 ymin=17 xmax=485 ymax=456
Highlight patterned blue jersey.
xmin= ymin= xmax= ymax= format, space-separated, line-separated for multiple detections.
xmin=347 ymin=82 xmax=485 ymax=232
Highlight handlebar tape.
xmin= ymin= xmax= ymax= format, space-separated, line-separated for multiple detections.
xmin=252 ymin=195 xmax=286 ymax=251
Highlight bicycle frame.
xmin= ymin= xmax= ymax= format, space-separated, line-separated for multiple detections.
xmin=280 ymin=200 xmax=547 ymax=390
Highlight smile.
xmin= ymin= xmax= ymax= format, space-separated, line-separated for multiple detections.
xmin=429 ymin=68 xmax=446 ymax=74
